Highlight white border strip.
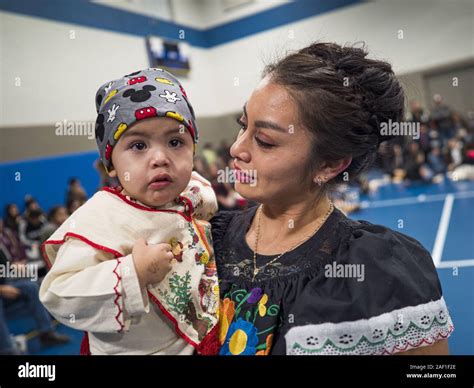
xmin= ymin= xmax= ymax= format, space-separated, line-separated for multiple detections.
xmin=437 ymin=259 xmax=474 ymax=268
xmin=431 ymin=194 xmax=455 ymax=267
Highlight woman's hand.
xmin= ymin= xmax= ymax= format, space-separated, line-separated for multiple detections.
xmin=132 ymin=238 xmax=174 ymax=289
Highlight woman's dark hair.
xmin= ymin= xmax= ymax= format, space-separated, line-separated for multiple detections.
xmin=4 ymin=204 xmax=20 ymax=232
xmin=4 ymin=203 xmax=17 ymax=218
xmin=263 ymin=41 xmax=405 ymax=187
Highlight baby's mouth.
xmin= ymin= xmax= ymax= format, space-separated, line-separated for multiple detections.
xmin=148 ymin=173 xmax=173 ymax=189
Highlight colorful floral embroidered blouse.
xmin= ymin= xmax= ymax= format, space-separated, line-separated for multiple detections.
xmin=211 ymin=206 xmax=454 ymax=355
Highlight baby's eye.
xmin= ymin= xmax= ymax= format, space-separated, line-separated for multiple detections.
xmin=130 ymin=142 xmax=146 ymax=151
xmin=169 ymin=138 xmax=184 ymax=148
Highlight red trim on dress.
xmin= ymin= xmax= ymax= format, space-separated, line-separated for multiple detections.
xmin=41 ymin=232 xmax=122 ymax=269
xmin=112 ymin=257 xmax=125 ymax=332
xmin=101 ymin=186 xmax=192 ymax=221
xmin=80 ymin=332 xmax=91 ymax=355
xmin=147 ymin=290 xmax=219 ymax=355
xmin=178 ymin=195 xmax=194 ymax=216
xmin=380 ymin=324 xmax=454 ymax=355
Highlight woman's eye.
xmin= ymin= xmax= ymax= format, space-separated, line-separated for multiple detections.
xmin=255 ymin=136 xmax=274 ymax=148
xmin=130 ymin=142 xmax=146 ymax=151
xmin=169 ymin=138 xmax=184 ymax=148
xmin=236 ymin=117 xmax=247 ymax=130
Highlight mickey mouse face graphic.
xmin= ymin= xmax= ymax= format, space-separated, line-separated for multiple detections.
xmin=123 ymin=85 xmax=156 ymax=103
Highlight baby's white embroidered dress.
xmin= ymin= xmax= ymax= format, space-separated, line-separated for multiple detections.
xmin=40 ymin=172 xmax=220 ymax=355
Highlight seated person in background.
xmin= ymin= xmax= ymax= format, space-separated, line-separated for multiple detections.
xmin=427 ymin=146 xmax=447 ymax=176
xmin=0 ymin=247 xmax=70 ymax=355
xmin=4 ymin=204 xmax=22 ymax=235
xmin=18 ymin=209 xmax=45 ymax=249
xmin=65 ymin=178 xmax=88 ymax=208
xmin=18 ymin=210 xmax=47 ymax=277
xmin=66 ymin=199 xmax=83 ymax=215
xmin=451 ymin=141 xmax=474 ymax=181
xmin=0 ymin=218 xmax=27 ymax=264
xmin=22 ymin=197 xmax=44 ymax=220
xmin=40 ymin=206 xmax=69 ymax=243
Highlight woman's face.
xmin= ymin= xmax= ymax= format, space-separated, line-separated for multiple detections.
xmin=230 ymin=76 xmax=316 ymax=205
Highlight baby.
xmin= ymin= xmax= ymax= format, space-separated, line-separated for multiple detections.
xmin=39 ymin=69 xmax=220 ymax=355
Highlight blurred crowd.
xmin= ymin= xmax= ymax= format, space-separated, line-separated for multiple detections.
xmin=375 ymin=94 xmax=474 ymax=185
xmin=0 ymin=178 xmax=89 ymax=354
xmin=322 ymin=94 xmax=474 ymax=211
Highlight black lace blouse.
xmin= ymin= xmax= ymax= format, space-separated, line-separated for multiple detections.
xmin=211 ymin=205 xmax=454 ymax=355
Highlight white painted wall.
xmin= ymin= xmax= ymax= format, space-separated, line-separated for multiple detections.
xmin=1 ymin=0 xmax=473 ymax=127
xmin=203 ymin=0 xmax=474 ymax=115
xmin=0 ymin=10 xmax=214 ymax=126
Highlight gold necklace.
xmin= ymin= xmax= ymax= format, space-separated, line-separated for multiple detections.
xmin=252 ymin=201 xmax=334 ymax=281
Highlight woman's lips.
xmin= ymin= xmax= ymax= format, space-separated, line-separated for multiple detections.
xmin=235 ymin=169 xmax=252 ymax=183
xmin=233 ymin=162 xmax=256 ymax=184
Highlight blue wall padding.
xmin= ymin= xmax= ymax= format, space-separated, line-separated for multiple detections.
xmin=0 ymin=151 xmax=101 ymax=215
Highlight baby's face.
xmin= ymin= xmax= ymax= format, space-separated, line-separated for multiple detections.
xmin=108 ymin=117 xmax=194 ymax=207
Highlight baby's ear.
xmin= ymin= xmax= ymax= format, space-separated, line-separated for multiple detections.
xmin=107 ymin=165 xmax=117 ymax=178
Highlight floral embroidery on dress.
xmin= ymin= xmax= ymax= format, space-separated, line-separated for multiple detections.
xmin=168 ymin=237 xmax=184 ymax=262
xmin=219 ymin=284 xmax=281 ymax=355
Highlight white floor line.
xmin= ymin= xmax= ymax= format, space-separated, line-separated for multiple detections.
xmin=431 ymin=194 xmax=455 ymax=267
xmin=437 ymin=259 xmax=474 ymax=268
xmin=360 ymin=190 xmax=474 ymax=209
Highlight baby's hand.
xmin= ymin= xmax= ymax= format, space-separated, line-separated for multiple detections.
xmin=132 ymin=238 xmax=174 ymax=288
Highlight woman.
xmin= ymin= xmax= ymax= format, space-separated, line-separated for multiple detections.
xmin=212 ymin=42 xmax=453 ymax=355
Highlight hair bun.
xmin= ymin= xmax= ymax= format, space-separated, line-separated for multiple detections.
xmin=370 ymin=113 xmax=397 ymax=145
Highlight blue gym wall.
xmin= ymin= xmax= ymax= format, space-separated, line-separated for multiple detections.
xmin=0 ymin=151 xmax=100 ymax=214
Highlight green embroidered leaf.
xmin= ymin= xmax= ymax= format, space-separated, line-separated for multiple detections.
xmin=245 ymin=310 xmax=251 ymax=321
xmin=158 ymin=271 xmax=192 ymax=315
xmin=256 ymin=343 xmax=267 ymax=350
xmin=267 ymin=304 xmax=280 ymax=316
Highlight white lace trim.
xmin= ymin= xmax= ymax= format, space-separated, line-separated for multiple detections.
xmin=285 ymin=297 xmax=454 ymax=355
